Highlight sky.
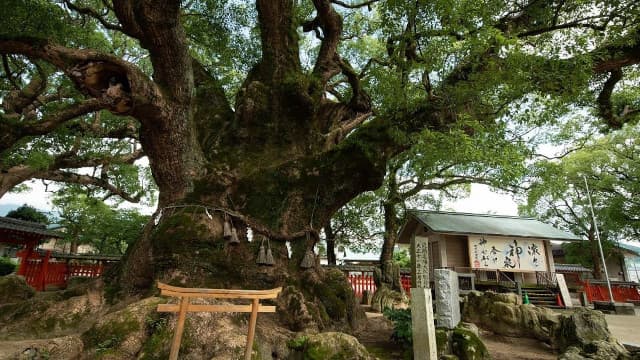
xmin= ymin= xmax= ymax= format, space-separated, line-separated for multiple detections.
xmin=0 ymin=182 xmax=520 ymax=217
xmin=0 ymin=180 xmax=155 ymax=216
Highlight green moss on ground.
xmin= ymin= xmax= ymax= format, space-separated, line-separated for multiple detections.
xmin=287 ymin=332 xmax=372 ymax=360
xmin=138 ymin=313 xmax=172 ymax=360
xmin=82 ymin=311 xmax=140 ymax=356
xmin=437 ymin=328 xmax=450 ymax=356
xmin=451 ymin=327 xmax=491 ymax=360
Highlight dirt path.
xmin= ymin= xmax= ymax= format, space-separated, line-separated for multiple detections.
xmin=479 ymin=331 xmax=556 ymax=360
xmin=0 ymin=336 xmax=83 ymax=360
xmin=606 ymin=312 xmax=640 ymax=346
xmin=356 ymin=312 xmax=557 ymax=360
xmin=355 ymin=312 xmax=406 ymax=360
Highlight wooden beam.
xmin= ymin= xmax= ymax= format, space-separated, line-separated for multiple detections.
xmin=157 ymin=304 xmax=276 ymax=313
xmin=158 ymin=282 xmax=282 ymax=299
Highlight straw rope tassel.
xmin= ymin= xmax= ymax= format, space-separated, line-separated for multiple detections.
xmin=256 ymin=237 xmax=267 ymax=264
xmin=264 ymin=238 xmax=275 ymax=266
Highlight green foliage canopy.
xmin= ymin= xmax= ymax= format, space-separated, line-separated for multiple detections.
xmin=52 ymin=188 xmax=149 ymax=255
xmin=6 ymin=204 xmax=49 ymax=224
xmin=521 ymin=123 xmax=640 ymax=242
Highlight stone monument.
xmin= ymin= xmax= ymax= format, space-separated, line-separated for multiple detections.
xmin=410 ymin=235 xmax=437 ymax=359
xmin=434 ymin=268 xmax=461 ymax=329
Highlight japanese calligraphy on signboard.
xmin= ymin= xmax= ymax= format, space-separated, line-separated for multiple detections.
xmin=468 ymin=236 xmax=547 ymax=271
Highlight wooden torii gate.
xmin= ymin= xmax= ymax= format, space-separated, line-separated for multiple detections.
xmin=157 ymin=282 xmax=282 ymax=360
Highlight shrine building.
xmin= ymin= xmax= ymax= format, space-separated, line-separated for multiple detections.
xmin=398 ymin=210 xmax=581 ymax=287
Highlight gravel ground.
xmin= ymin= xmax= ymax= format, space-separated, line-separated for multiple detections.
xmin=606 ymin=308 xmax=640 ymax=346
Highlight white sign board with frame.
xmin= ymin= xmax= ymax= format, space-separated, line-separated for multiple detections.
xmin=468 ymin=235 xmax=547 ymax=272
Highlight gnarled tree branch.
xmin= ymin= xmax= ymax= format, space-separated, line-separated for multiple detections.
xmin=63 ymin=0 xmax=125 ymax=33
xmin=42 ymin=170 xmax=142 ymax=203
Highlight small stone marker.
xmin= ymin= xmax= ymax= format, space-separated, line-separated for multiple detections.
xmin=411 ymin=288 xmax=438 ymax=359
xmin=434 ymin=269 xmax=461 ymax=329
xmin=556 ymin=274 xmax=572 ymax=307
xmin=410 ymin=235 xmax=437 ymax=359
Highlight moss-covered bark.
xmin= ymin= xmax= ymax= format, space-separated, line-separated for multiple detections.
xmin=107 ymin=0 xmax=446 ymax=330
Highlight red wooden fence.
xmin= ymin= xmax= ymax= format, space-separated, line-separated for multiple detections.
xmin=582 ymin=280 xmax=640 ymax=303
xmin=342 ymin=268 xmax=640 ymax=304
xmin=346 ymin=272 xmax=413 ymax=298
xmin=348 ymin=273 xmax=376 ymax=297
xmin=400 ymin=274 xmax=411 ymax=294
xmin=16 ymin=249 xmax=107 ymax=291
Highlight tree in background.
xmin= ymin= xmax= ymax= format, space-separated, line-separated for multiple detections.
xmin=521 ymin=123 xmax=640 ymax=279
xmin=6 ymin=204 xmax=50 ymax=225
xmin=392 ymin=249 xmax=411 ymax=268
xmin=561 ymin=240 xmax=623 ymax=279
xmin=52 ymin=188 xmax=148 ymax=254
xmin=324 ymin=191 xmax=383 ymax=265
xmin=324 ymin=120 xmax=530 ymax=284
xmin=1 ymin=1 xmax=639 ymax=328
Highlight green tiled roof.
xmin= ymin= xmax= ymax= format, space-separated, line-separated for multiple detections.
xmin=407 ymin=210 xmax=581 ymax=241
xmin=618 ymin=242 xmax=640 ymax=256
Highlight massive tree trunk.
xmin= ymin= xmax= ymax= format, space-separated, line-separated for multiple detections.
xmin=102 ymin=0 xmax=387 ymax=329
xmin=0 ymin=0 xmax=476 ymax=331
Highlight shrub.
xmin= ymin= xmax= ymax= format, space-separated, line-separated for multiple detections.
xmin=384 ymin=308 xmax=412 ymax=347
xmin=0 ymin=257 xmax=17 ymax=276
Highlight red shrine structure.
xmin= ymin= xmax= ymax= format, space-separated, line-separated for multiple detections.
xmin=1 ymin=216 xmax=116 ymax=291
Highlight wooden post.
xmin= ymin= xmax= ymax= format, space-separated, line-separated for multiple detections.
xmin=38 ymin=250 xmax=51 ymax=291
xmin=245 ymin=298 xmax=260 ymax=360
xmin=169 ymin=296 xmax=190 ymax=360
xmin=16 ymin=246 xmax=33 ymax=276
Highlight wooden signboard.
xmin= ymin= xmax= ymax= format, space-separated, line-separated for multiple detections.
xmin=468 ymin=235 xmax=547 ymax=272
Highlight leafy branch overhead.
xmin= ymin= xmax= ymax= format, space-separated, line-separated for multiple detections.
xmin=0 ymin=0 xmax=639 ymax=291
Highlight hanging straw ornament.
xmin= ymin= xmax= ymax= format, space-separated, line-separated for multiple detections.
xmin=223 ymin=214 xmax=232 ymax=239
xmin=153 ymin=209 xmax=163 ymax=225
xmin=256 ymin=237 xmax=267 ymax=264
xmin=300 ymin=232 xmax=315 ymax=269
xmin=300 ymin=248 xmax=315 ymax=269
xmin=229 ymin=227 xmax=240 ymax=244
xmin=264 ymin=238 xmax=275 ymax=266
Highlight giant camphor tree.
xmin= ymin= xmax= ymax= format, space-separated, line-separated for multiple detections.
xmin=2 ymin=0 xmax=640 ymax=324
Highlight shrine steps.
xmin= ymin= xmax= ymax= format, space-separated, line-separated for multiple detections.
xmin=522 ymin=287 xmax=564 ymax=309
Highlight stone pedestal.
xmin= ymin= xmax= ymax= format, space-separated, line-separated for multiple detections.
xmin=434 ymin=269 xmax=461 ymax=329
xmin=410 ymin=288 xmax=437 ymax=360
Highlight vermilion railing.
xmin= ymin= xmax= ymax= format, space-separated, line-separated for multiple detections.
xmin=345 ymin=272 xmax=413 ymax=298
xmin=581 ymin=280 xmax=640 ymax=303
xmin=400 ymin=274 xmax=411 ymax=294
xmin=16 ymin=249 xmax=109 ymax=291
xmin=348 ymin=273 xmax=376 ymax=298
